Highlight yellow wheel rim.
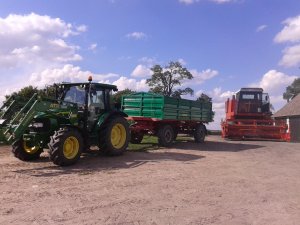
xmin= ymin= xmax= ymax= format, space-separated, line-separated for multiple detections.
xmin=111 ymin=123 xmax=126 ymax=149
xmin=23 ymin=141 xmax=39 ymax=154
xmin=63 ymin=136 xmax=79 ymax=159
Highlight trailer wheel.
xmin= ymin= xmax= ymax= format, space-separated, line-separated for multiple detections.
xmin=130 ymin=132 xmax=144 ymax=144
xmin=99 ymin=116 xmax=130 ymax=156
xmin=157 ymin=125 xmax=174 ymax=147
xmin=194 ymin=124 xmax=206 ymax=143
xmin=12 ymin=139 xmax=43 ymax=161
xmin=48 ymin=128 xmax=83 ymax=166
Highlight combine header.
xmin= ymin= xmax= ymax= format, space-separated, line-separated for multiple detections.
xmin=221 ymin=88 xmax=289 ymax=141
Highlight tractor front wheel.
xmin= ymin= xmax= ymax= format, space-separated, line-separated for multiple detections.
xmin=48 ymin=128 xmax=83 ymax=166
xmin=12 ymin=139 xmax=43 ymax=161
xmin=99 ymin=117 xmax=130 ymax=156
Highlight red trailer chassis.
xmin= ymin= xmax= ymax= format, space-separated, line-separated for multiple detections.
xmin=127 ymin=116 xmax=207 ymax=146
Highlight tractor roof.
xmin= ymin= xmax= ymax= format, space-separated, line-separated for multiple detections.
xmin=58 ymin=82 xmax=118 ymax=91
xmin=239 ymin=88 xmax=263 ymax=93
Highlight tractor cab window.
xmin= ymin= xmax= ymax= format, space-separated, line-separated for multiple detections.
xmin=87 ymin=86 xmax=105 ymax=131
xmin=63 ymin=86 xmax=85 ymax=107
xmin=88 ymin=89 xmax=105 ymax=111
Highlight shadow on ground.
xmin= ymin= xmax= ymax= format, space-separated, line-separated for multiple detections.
xmin=173 ymin=139 xmax=264 ymax=152
xmin=12 ymin=150 xmax=204 ymax=177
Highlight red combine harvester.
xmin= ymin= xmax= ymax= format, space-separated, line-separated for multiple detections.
xmin=221 ymin=88 xmax=289 ymax=141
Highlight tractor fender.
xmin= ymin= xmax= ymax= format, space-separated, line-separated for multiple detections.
xmin=97 ymin=111 xmax=128 ymax=128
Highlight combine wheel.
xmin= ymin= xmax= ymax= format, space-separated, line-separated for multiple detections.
xmin=12 ymin=139 xmax=43 ymax=161
xmin=48 ymin=127 xmax=83 ymax=166
xmin=130 ymin=132 xmax=144 ymax=144
xmin=194 ymin=124 xmax=206 ymax=143
xmin=99 ymin=117 xmax=130 ymax=156
xmin=157 ymin=125 xmax=174 ymax=147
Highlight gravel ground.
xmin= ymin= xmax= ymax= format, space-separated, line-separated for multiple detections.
xmin=0 ymin=135 xmax=300 ymax=225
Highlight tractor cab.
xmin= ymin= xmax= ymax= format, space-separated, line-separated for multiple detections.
xmin=57 ymin=79 xmax=118 ymax=131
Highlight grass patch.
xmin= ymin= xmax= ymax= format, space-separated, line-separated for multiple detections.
xmin=128 ymin=135 xmax=193 ymax=152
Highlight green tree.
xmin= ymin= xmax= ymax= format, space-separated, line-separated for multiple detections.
xmin=146 ymin=61 xmax=194 ymax=97
xmin=4 ymin=85 xmax=57 ymax=104
xmin=196 ymin=93 xmax=212 ymax=102
xmin=5 ymin=86 xmax=39 ymax=101
xmin=283 ymin=78 xmax=300 ymax=102
xmin=112 ymin=89 xmax=135 ymax=108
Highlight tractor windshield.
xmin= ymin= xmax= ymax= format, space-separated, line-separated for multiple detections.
xmin=63 ymin=86 xmax=86 ymax=106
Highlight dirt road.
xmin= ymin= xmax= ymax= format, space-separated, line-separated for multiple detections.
xmin=1 ymin=136 xmax=300 ymax=225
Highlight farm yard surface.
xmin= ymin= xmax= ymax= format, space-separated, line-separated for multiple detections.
xmin=0 ymin=135 xmax=300 ymax=225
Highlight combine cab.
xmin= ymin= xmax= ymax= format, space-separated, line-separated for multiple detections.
xmin=221 ymin=88 xmax=289 ymax=141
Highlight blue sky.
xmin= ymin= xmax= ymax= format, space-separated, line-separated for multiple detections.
xmin=0 ymin=0 xmax=300 ymax=129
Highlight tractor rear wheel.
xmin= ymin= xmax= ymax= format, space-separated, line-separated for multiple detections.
xmin=12 ymin=139 xmax=43 ymax=161
xmin=99 ymin=116 xmax=130 ymax=156
xmin=194 ymin=124 xmax=206 ymax=143
xmin=48 ymin=127 xmax=83 ymax=166
xmin=157 ymin=125 xmax=174 ymax=147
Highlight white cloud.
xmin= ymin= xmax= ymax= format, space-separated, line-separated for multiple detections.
xmin=197 ymin=87 xmax=235 ymax=130
xmin=253 ymin=70 xmax=297 ymax=96
xmin=256 ymin=24 xmax=267 ymax=32
xmin=29 ymin=64 xmax=119 ymax=88
xmin=274 ymin=15 xmax=300 ymax=68
xmin=76 ymin=25 xmax=87 ymax=32
xmin=126 ymin=32 xmax=147 ymax=40
xmin=179 ymin=0 xmax=197 ymax=4
xmin=211 ymin=0 xmax=235 ymax=3
xmin=179 ymin=0 xmax=236 ymax=4
xmin=178 ymin=58 xmax=187 ymax=66
xmin=131 ymin=64 xmax=152 ymax=78
xmin=0 ymin=13 xmax=88 ymax=103
xmin=139 ymin=57 xmax=157 ymax=65
xmin=88 ymin=43 xmax=97 ymax=51
xmin=251 ymin=70 xmax=298 ymax=110
xmin=190 ymin=69 xmax=219 ymax=84
xmin=274 ymin=15 xmax=300 ymax=43
xmin=279 ymin=44 xmax=300 ymax=67
xmin=112 ymin=77 xmax=149 ymax=92
xmin=0 ymin=13 xmax=84 ymax=69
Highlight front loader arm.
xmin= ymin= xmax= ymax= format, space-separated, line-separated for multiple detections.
xmin=1 ymin=94 xmax=54 ymax=144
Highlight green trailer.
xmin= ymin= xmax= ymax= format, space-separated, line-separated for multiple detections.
xmin=122 ymin=92 xmax=213 ymax=146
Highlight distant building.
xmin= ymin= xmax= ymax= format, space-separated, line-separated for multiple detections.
xmin=273 ymin=94 xmax=300 ymax=142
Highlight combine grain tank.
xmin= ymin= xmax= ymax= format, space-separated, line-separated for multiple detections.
xmin=122 ymin=92 xmax=213 ymax=146
xmin=221 ymin=88 xmax=289 ymax=141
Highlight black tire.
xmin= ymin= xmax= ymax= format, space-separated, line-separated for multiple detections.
xmin=194 ymin=124 xmax=206 ymax=143
xmin=130 ymin=132 xmax=144 ymax=144
xmin=48 ymin=127 xmax=83 ymax=166
xmin=157 ymin=125 xmax=174 ymax=147
xmin=174 ymin=130 xmax=178 ymax=140
xmin=99 ymin=117 xmax=130 ymax=156
xmin=12 ymin=139 xmax=43 ymax=161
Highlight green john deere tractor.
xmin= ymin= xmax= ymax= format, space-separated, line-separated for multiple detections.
xmin=0 ymin=77 xmax=130 ymax=166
